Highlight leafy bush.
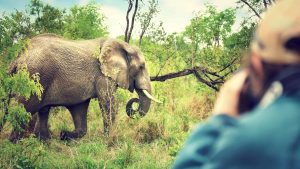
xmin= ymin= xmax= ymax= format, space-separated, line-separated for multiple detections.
xmin=0 ymin=40 xmax=43 ymax=132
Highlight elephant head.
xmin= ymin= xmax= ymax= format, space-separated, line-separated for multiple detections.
xmin=98 ymin=39 xmax=161 ymax=117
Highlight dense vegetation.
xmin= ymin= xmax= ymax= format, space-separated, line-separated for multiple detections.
xmin=0 ymin=0 xmax=267 ymax=168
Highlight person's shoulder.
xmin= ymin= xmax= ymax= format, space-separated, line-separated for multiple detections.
xmin=232 ymin=95 xmax=300 ymax=151
xmin=241 ymin=94 xmax=300 ymax=127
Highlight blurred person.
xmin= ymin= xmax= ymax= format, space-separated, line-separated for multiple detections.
xmin=173 ymin=0 xmax=300 ymax=168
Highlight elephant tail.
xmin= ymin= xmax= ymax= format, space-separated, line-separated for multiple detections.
xmin=8 ymin=60 xmax=18 ymax=75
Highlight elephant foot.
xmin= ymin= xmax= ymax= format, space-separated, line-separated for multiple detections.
xmin=9 ymin=130 xmax=25 ymax=143
xmin=60 ymin=130 xmax=86 ymax=140
xmin=60 ymin=131 xmax=70 ymax=140
xmin=34 ymin=130 xmax=51 ymax=141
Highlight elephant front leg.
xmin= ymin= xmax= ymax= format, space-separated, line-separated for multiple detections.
xmin=60 ymin=100 xmax=90 ymax=140
xmin=97 ymin=80 xmax=117 ymax=136
xmin=98 ymin=95 xmax=117 ymax=136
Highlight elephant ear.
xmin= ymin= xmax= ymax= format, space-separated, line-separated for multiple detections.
xmin=98 ymin=39 xmax=136 ymax=89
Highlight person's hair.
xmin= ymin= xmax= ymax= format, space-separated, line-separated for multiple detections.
xmin=284 ymin=36 xmax=300 ymax=55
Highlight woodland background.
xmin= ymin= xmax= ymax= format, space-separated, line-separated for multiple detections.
xmin=0 ymin=0 xmax=272 ymax=168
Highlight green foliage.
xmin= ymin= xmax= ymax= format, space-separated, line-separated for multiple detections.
xmin=0 ymin=137 xmax=47 ymax=169
xmin=63 ymin=3 xmax=108 ymax=39
xmin=185 ymin=5 xmax=236 ymax=47
xmin=9 ymin=64 xmax=43 ymax=100
xmin=0 ymin=11 xmax=32 ymax=51
xmin=6 ymin=104 xmax=31 ymax=132
xmin=31 ymin=4 xmax=65 ymax=34
xmin=224 ymin=22 xmax=256 ymax=49
xmin=0 ymin=1 xmax=256 ymax=169
xmin=114 ymin=142 xmax=136 ymax=168
xmin=137 ymin=0 xmax=159 ymax=45
xmin=0 ymin=40 xmax=43 ymax=132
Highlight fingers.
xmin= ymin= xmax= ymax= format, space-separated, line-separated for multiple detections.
xmin=222 ymin=70 xmax=249 ymax=95
xmin=213 ymin=70 xmax=249 ymax=117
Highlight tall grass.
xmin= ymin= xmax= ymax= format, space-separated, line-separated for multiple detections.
xmin=0 ymin=76 xmax=214 ymax=168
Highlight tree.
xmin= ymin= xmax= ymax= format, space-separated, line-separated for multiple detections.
xmin=185 ymin=5 xmax=236 ymax=48
xmin=224 ymin=22 xmax=256 ymax=49
xmin=34 ymin=5 xmax=65 ymax=34
xmin=63 ymin=3 xmax=108 ymax=39
xmin=147 ymin=5 xmax=239 ymax=91
xmin=28 ymin=0 xmax=43 ymax=18
xmin=124 ymin=0 xmax=139 ymax=43
xmin=137 ymin=0 xmax=159 ymax=46
xmin=182 ymin=5 xmax=236 ymax=68
xmin=28 ymin=0 xmax=65 ymax=34
xmin=0 ymin=11 xmax=32 ymax=51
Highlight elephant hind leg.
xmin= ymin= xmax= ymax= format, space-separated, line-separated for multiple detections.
xmin=9 ymin=124 xmax=27 ymax=143
xmin=60 ymin=100 xmax=90 ymax=140
xmin=27 ymin=113 xmax=38 ymax=134
xmin=34 ymin=107 xmax=51 ymax=140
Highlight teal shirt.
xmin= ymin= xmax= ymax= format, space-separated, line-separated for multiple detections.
xmin=173 ymin=93 xmax=300 ymax=169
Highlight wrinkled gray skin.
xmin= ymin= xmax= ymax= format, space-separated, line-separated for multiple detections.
xmin=9 ymin=34 xmax=152 ymax=141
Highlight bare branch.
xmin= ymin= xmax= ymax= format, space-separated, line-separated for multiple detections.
xmin=138 ymin=0 xmax=159 ymax=46
xmin=151 ymin=67 xmax=195 ymax=82
xmin=240 ymin=0 xmax=262 ymax=19
xmin=150 ymin=57 xmax=239 ymax=91
xmin=127 ymin=0 xmax=139 ymax=43
xmin=216 ymin=57 xmax=238 ymax=73
xmin=263 ymin=0 xmax=268 ymax=9
xmin=193 ymin=71 xmax=219 ymax=91
xmin=150 ymin=66 xmax=223 ymax=91
xmin=125 ymin=0 xmax=133 ymax=42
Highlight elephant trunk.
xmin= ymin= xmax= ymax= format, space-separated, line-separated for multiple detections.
xmin=126 ymin=88 xmax=152 ymax=117
xmin=136 ymin=89 xmax=152 ymax=116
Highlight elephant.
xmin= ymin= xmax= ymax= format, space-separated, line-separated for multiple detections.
xmin=8 ymin=33 xmax=161 ymax=142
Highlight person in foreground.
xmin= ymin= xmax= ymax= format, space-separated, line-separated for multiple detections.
xmin=173 ymin=0 xmax=300 ymax=168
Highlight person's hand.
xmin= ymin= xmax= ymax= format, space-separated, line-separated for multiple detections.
xmin=213 ymin=70 xmax=249 ymax=117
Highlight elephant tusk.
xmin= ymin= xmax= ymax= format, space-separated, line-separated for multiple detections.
xmin=142 ymin=90 xmax=163 ymax=104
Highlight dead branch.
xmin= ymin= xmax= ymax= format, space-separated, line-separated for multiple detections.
xmin=150 ymin=66 xmax=223 ymax=91
xmin=151 ymin=67 xmax=194 ymax=82
xmin=193 ymin=71 xmax=219 ymax=91
xmin=240 ymin=0 xmax=262 ymax=19
xmin=124 ymin=0 xmax=133 ymax=42
xmin=127 ymin=0 xmax=139 ymax=43
xmin=150 ymin=57 xmax=239 ymax=91
xmin=216 ymin=57 xmax=238 ymax=73
xmin=263 ymin=0 xmax=268 ymax=9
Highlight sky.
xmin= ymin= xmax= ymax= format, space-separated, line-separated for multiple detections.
xmin=0 ymin=0 xmax=247 ymax=38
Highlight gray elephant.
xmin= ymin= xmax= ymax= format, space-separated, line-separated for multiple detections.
xmin=8 ymin=34 xmax=160 ymax=141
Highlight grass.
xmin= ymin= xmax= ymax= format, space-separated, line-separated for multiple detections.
xmin=0 ymin=76 xmax=214 ymax=169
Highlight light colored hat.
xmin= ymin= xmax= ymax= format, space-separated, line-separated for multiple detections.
xmin=251 ymin=0 xmax=300 ymax=64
